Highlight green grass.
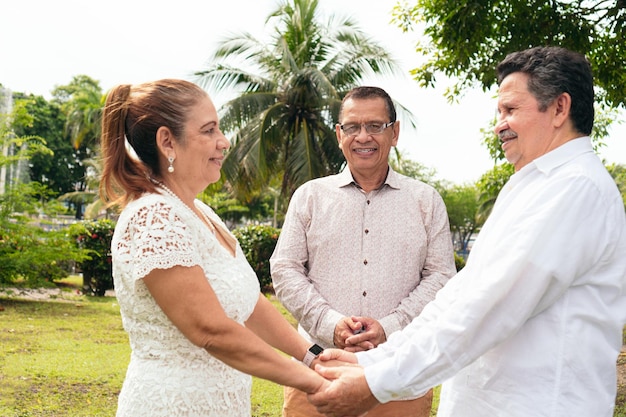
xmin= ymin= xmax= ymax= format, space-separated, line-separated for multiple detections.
xmin=0 ymin=279 xmax=298 ymax=416
xmin=1 ymin=278 xmax=622 ymax=416
xmin=0 ymin=296 xmax=127 ymax=416
xmin=0 ymin=281 xmax=436 ymax=417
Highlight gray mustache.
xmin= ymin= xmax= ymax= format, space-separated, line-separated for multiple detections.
xmin=498 ymin=130 xmax=517 ymax=140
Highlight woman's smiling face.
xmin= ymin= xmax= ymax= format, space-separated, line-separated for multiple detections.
xmin=175 ymin=95 xmax=230 ymax=190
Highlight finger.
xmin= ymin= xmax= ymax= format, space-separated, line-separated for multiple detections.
xmin=319 ymin=348 xmax=343 ymax=361
xmin=359 ymin=341 xmax=375 ymax=350
xmin=307 ymin=392 xmax=323 ymax=406
xmin=344 ymin=346 xmax=362 ymax=353
xmin=314 ymin=364 xmax=347 ymax=380
xmin=345 ymin=334 xmax=375 ymax=347
xmin=350 ymin=320 xmax=364 ymax=333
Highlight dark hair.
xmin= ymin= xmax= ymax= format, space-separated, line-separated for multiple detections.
xmin=339 ymin=86 xmax=396 ymax=123
xmin=496 ymin=46 xmax=594 ymax=135
xmin=100 ymin=79 xmax=207 ymax=206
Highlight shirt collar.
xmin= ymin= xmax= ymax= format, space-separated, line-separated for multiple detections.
xmin=531 ymin=136 xmax=593 ymax=176
xmin=335 ymin=166 xmax=401 ymax=190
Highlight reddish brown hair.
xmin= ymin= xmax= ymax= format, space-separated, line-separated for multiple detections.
xmin=99 ymin=79 xmax=207 ymax=206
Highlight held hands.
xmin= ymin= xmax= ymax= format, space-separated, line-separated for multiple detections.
xmin=307 ymin=349 xmax=380 ymax=416
xmin=333 ymin=316 xmax=386 ymax=352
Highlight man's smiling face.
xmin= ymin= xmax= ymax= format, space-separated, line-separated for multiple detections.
xmin=494 ymin=72 xmax=559 ymax=171
xmin=336 ymin=97 xmax=398 ymax=181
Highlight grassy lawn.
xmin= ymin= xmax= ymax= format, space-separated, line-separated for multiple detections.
xmin=0 ymin=277 xmax=622 ymax=416
xmin=0 ymin=277 xmax=301 ymax=416
xmin=0 ymin=295 xmax=126 ymax=416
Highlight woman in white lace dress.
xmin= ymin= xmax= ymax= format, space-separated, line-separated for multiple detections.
xmin=99 ymin=79 xmax=328 ymax=417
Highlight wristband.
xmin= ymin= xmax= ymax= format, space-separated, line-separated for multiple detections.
xmin=302 ymin=343 xmax=324 ymax=367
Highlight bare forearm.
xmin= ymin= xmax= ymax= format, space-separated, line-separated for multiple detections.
xmin=245 ymin=294 xmax=309 ymax=360
xmin=144 ymin=267 xmax=324 ymax=392
xmin=203 ymin=323 xmax=323 ymax=393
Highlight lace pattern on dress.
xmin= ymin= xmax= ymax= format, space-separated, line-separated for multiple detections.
xmin=112 ymin=193 xmax=260 ymax=417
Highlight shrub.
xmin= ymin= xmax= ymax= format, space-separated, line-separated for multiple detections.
xmin=454 ymin=252 xmax=466 ymax=271
xmin=232 ymin=224 xmax=280 ymax=292
xmin=69 ymin=219 xmax=116 ymax=296
xmin=0 ymin=217 xmax=84 ymax=286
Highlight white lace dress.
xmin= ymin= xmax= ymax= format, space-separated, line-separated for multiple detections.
xmin=112 ymin=192 xmax=260 ymax=417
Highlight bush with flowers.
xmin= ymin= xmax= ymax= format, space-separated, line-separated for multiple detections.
xmin=69 ymin=219 xmax=115 ymax=296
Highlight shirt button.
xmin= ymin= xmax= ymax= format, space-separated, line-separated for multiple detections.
xmin=366 ymin=200 xmax=370 ymax=205
xmin=362 ymin=291 xmax=367 ymax=297
xmin=363 ymin=259 xmax=368 ymax=265
xmin=364 ymin=229 xmax=369 ymax=234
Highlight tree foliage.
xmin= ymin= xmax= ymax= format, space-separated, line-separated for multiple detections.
xmin=606 ymin=163 xmax=626 ymax=210
xmin=196 ymin=0 xmax=407 ymax=201
xmin=475 ymin=163 xmax=515 ymax=221
xmin=52 ymin=75 xmax=104 ymax=150
xmin=439 ymin=184 xmax=481 ymax=255
xmin=11 ymin=94 xmax=88 ymax=197
xmin=232 ymin=224 xmax=281 ymax=291
xmin=389 ymin=150 xmax=442 ymax=189
xmin=1 ymin=95 xmax=54 ymax=191
xmin=68 ymin=219 xmax=115 ymax=296
xmin=51 ymin=75 xmax=105 ymax=218
xmin=392 ymin=0 xmax=626 ymax=108
xmin=0 ymin=183 xmax=86 ymax=285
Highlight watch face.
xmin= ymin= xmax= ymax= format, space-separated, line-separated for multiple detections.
xmin=309 ymin=344 xmax=324 ymax=355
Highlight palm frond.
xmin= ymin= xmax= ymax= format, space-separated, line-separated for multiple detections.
xmin=194 ymin=0 xmax=410 ymax=201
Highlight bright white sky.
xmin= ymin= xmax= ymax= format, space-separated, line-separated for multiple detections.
xmin=2 ymin=0 xmax=624 ymax=184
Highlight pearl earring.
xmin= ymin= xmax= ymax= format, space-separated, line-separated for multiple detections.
xmin=167 ymin=156 xmax=175 ymax=173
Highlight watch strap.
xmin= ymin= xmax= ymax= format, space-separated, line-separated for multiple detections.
xmin=302 ymin=344 xmax=323 ymax=367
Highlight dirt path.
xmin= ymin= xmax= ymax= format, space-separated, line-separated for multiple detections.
xmin=0 ymin=286 xmax=115 ymax=303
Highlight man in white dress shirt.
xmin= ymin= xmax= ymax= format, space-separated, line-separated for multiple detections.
xmin=308 ymin=46 xmax=626 ymax=417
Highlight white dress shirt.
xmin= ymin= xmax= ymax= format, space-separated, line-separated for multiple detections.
xmin=357 ymin=137 xmax=626 ymax=417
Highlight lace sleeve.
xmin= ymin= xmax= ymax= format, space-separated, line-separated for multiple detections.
xmin=116 ymin=200 xmax=203 ymax=282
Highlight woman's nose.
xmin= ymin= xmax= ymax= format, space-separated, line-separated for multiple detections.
xmin=220 ymin=134 xmax=231 ymax=150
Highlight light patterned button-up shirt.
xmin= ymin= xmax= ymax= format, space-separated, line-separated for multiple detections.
xmin=270 ymin=167 xmax=456 ymax=347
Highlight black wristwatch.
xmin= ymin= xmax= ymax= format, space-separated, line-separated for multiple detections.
xmin=302 ymin=344 xmax=324 ymax=367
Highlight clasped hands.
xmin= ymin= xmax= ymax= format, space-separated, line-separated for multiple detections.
xmin=306 ymin=316 xmax=385 ymax=417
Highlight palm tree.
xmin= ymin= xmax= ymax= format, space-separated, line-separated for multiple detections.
xmin=195 ymin=0 xmax=405 ymax=202
xmin=52 ymin=75 xmax=104 ymax=218
xmin=52 ymin=75 xmax=103 ymax=150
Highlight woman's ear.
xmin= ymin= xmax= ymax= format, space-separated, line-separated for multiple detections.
xmin=156 ymin=126 xmax=175 ymax=157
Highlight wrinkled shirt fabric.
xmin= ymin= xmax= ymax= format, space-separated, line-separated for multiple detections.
xmin=271 ymin=167 xmax=456 ymax=348
xmin=357 ymin=137 xmax=626 ymax=417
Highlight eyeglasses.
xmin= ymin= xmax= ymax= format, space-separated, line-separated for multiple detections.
xmin=339 ymin=121 xmax=395 ymax=136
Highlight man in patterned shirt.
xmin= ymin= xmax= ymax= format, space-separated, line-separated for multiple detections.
xmin=270 ymin=86 xmax=456 ymax=417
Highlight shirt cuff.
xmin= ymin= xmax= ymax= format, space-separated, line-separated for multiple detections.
xmin=378 ymin=314 xmax=402 ymax=339
xmin=363 ymin=358 xmax=430 ymax=404
xmin=319 ymin=309 xmax=345 ymax=347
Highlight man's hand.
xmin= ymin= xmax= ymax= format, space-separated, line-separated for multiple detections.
xmin=334 ymin=316 xmax=385 ymax=351
xmin=309 ymin=348 xmax=356 ymax=370
xmin=343 ymin=316 xmax=386 ymax=352
xmin=317 ymin=348 xmax=358 ymax=365
xmin=307 ymin=363 xmax=380 ymax=416
xmin=333 ymin=317 xmax=364 ymax=349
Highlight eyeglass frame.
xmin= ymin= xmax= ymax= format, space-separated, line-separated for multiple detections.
xmin=338 ymin=121 xmax=395 ymax=136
